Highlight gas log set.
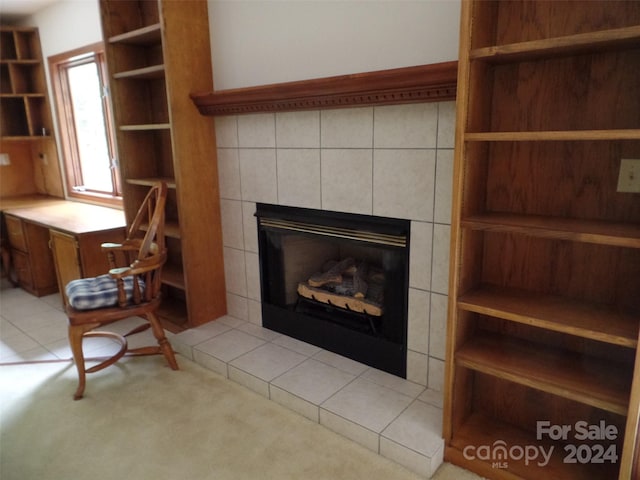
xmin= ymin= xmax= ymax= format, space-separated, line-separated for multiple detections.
xmin=297 ymin=257 xmax=385 ymax=317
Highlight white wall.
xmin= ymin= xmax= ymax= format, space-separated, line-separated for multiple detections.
xmin=26 ymin=0 xmax=460 ymax=89
xmin=29 ymin=0 xmax=102 ymax=59
xmin=208 ymin=0 xmax=460 ymax=90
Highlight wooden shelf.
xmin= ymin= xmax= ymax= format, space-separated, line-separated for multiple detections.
xmin=120 ymin=123 xmax=171 ymax=131
xmin=465 ymin=130 xmax=640 ymax=142
xmin=108 ymin=23 xmax=161 ymax=45
xmin=0 ymin=135 xmax=53 ymax=141
xmin=448 ymin=413 xmax=620 ymax=480
xmin=471 ymin=25 xmax=640 ymax=63
xmin=461 ymin=213 xmax=640 ymax=249
xmin=139 ymin=219 xmax=180 ymax=239
xmin=0 ymin=59 xmax=40 ymax=65
xmin=459 ymin=285 xmax=639 ymax=348
xmin=0 ymin=93 xmax=45 ymax=98
xmin=113 ymin=64 xmax=164 ymax=80
xmin=126 ymin=177 xmax=176 ymax=189
xmin=456 ymin=334 xmax=632 ymax=415
xmin=161 ymin=262 xmax=185 ymax=290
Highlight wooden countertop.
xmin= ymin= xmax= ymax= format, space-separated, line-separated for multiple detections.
xmin=2 ymin=196 xmax=126 ymax=235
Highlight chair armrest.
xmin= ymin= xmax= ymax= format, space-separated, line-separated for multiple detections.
xmin=108 ymin=252 xmax=166 ymax=279
xmin=101 ymin=242 xmax=138 ymax=252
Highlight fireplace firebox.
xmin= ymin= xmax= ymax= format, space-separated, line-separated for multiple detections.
xmin=256 ymin=203 xmax=410 ymax=378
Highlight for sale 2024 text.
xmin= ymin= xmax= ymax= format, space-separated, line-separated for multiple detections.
xmin=463 ymin=420 xmax=619 ymax=469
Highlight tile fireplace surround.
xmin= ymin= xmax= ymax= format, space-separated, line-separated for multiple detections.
xmin=173 ymin=101 xmax=455 ymax=477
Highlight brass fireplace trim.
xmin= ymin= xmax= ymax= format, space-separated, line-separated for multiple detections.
xmin=259 ymin=218 xmax=407 ymax=247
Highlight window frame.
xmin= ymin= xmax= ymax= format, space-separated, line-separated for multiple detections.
xmin=49 ymin=42 xmax=122 ymax=207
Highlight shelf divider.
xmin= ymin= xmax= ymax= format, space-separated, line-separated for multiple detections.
xmin=459 ymin=285 xmax=639 ymax=348
xmin=471 ymin=25 xmax=640 ymax=63
xmin=461 ymin=213 xmax=640 ymax=249
xmin=456 ymin=333 xmax=633 ymax=415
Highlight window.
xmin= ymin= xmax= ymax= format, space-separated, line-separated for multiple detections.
xmin=49 ymin=43 xmax=121 ymax=206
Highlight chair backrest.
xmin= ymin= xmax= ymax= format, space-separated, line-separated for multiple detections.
xmin=132 ymin=181 xmax=167 ymax=303
xmin=128 ymin=181 xmax=167 ymax=259
xmin=110 ymin=181 xmax=168 ymax=305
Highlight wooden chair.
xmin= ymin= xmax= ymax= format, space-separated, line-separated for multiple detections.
xmin=65 ymin=181 xmax=178 ymax=400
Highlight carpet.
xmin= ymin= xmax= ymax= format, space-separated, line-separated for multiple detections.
xmin=0 ymin=354 xmax=478 ymax=480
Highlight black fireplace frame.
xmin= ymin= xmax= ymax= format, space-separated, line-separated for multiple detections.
xmin=256 ymin=203 xmax=410 ymax=378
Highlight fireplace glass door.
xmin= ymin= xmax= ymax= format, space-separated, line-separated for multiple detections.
xmin=256 ymin=203 xmax=410 ymax=377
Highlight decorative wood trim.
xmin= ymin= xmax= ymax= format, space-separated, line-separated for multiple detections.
xmin=191 ymin=61 xmax=458 ymax=116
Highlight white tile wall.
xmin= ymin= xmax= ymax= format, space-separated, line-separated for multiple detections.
xmin=214 ymin=101 xmax=454 ymax=389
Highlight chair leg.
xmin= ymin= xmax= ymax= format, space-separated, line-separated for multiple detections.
xmin=146 ymin=312 xmax=179 ymax=371
xmin=68 ymin=323 xmax=94 ymax=400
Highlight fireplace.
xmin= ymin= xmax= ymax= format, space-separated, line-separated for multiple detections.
xmin=256 ymin=203 xmax=410 ymax=377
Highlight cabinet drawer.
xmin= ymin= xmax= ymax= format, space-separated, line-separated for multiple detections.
xmin=5 ymin=215 xmax=27 ymax=251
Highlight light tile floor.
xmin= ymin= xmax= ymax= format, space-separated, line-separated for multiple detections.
xmin=0 ymin=280 xmax=445 ymax=478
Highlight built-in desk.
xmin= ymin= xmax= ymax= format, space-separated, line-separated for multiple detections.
xmin=1 ymin=196 xmax=126 ymax=303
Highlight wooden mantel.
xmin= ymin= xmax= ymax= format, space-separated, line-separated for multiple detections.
xmin=190 ymin=61 xmax=458 ymax=116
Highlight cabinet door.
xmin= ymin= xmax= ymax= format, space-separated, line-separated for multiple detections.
xmin=49 ymin=230 xmax=81 ymax=305
xmin=11 ymin=249 xmax=33 ymax=291
xmin=22 ymin=221 xmax=57 ymax=295
xmin=5 ymin=215 xmax=27 ymax=251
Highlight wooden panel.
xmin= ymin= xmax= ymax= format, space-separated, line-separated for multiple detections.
xmin=493 ymin=0 xmax=640 ymax=45
xmin=485 ymin=141 xmax=640 ymax=223
xmin=620 ymin=329 xmax=640 ymax=479
xmin=31 ymin=138 xmax=64 ymax=198
xmin=161 ymin=0 xmax=226 ymax=325
xmin=472 ymin=373 xmax=628 ymax=437
xmin=99 ymin=0 xmax=159 ymax=38
xmin=0 ymin=97 xmax=29 ymax=136
xmin=481 ymin=232 xmax=640 ymax=306
xmin=489 ymin=51 xmax=640 ymax=132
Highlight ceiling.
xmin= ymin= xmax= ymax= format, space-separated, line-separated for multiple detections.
xmin=0 ymin=0 xmax=60 ymax=21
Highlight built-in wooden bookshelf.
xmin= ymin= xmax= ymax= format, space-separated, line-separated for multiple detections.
xmin=0 ymin=26 xmax=63 ymax=198
xmin=99 ymin=0 xmax=226 ymax=330
xmin=444 ymin=1 xmax=640 ymax=479
xmin=0 ymin=26 xmax=50 ymax=139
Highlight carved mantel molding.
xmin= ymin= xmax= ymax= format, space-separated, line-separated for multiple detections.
xmin=190 ymin=61 xmax=458 ymax=116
